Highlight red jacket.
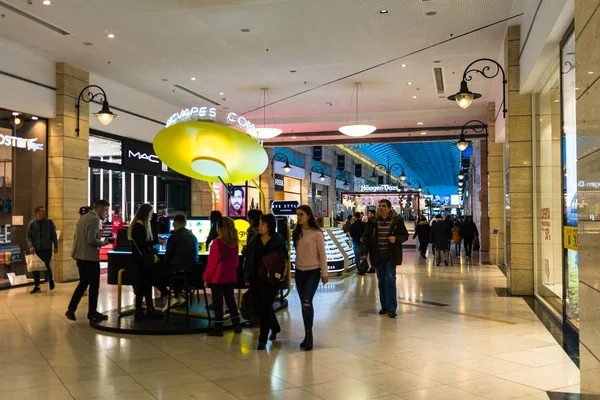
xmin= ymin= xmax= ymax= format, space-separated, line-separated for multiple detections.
xmin=203 ymin=238 xmax=238 ymax=284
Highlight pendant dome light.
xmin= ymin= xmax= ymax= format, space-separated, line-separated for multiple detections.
xmin=339 ymin=82 xmax=376 ymax=137
xmin=254 ymin=88 xmax=283 ymax=139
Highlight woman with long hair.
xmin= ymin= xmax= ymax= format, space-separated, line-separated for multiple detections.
xmin=128 ymin=203 xmax=161 ymax=320
xmin=244 ymin=214 xmax=287 ymax=350
xmin=292 ymin=205 xmax=328 ymax=351
xmin=203 ymin=216 xmax=242 ymax=336
xmin=205 ymin=210 xmax=222 ymax=250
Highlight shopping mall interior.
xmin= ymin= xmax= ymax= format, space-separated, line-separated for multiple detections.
xmin=0 ymin=0 xmax=598 ymax=399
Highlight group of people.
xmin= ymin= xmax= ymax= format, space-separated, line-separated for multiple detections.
xmin=413 ymin=214 xmax=479 ymax=265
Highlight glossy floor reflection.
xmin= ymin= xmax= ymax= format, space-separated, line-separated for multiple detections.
xmin=0 ymin=251 xmax=580 ymax=400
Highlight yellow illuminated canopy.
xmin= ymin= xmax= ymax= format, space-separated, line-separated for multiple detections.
xmin=154 ymin=121 xmax=268 ymax=183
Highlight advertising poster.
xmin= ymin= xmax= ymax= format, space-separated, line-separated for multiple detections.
xmin=228 ymin=186 xmax=246 ymax=217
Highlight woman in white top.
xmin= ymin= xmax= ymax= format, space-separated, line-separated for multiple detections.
xmin=292 ymin=205 xmax=329 ymax=351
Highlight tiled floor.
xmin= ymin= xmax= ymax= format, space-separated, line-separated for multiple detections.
xmin=0 ymin=251 xmax=580 ymax=400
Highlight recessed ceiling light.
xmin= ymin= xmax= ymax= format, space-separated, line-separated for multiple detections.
xmin=417 ymin=122 xmax=423 ymax=125
xmin=292 ymin=136 xmax=297 ymax=139
xmin=219 ymin=92 xmax=224 ymax=95
xmin=413 ymin=96 xmax=417 ymax=99
xmin=588 ymin=71 xmax=594 ymax=75
xmin=576 ymin=87 xmax=580 ymax=90
xmin=241 ymin=28 xmax=251 ymax=33
xmin=407 ymin=82 xmax=413 ymax=85
xmin=191 ymin=77 xmax=196 ymax=81
xmin=554 ymin=99 xmax=560 ymax=103
xmin=161 ymin=78 xmax=169 ymax=82
xmin=421 ymin=132 xmax=427 ymax=135
xmin=42 ymin=0 xmax=51 ymax=5
xmin=380 ymin=9 xmax=389 ymax=14
xmin=31 ymin=116 xmax=39 ymax=120
xmin=426 ymin=11 xmax=437 ymax=16
xmin=401 ymin=64 xmax=407 ymax=68
xmin=107 ymin=33 xmax=115 ymax=39
xmin=12 ymin=112 xmax=19 ymax=116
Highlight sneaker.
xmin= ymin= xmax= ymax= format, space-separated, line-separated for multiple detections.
xmin=65 ymin=309 xmax=76 ymax=321
xmin=162 ymin=297 xmax=179 ymax=312
xmin=257 ymin=342 xmax=267 ymax=350
xmin=388 ymin=310 xmax=397 ymax=318
xmin=49 ymin=280 xmax=55 ymax=291
xmin=88 ymin=312 xmax=108 ymax=321
xmin=378 ymin=309 xmax=388 ymax=315
xmin=30 ymin=286 xmax=40 ymax=294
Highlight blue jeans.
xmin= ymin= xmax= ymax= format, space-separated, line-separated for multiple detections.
xmin=295 ymin=268 xmax=321 ymax=330
xmin=353 ymin=243 xmax=360 ymax=263
xmin=375 ymin=259 xmax=397 ymax=311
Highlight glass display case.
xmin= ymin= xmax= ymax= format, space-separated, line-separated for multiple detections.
xmin=290 ymin=228 xmax=355 ymax=274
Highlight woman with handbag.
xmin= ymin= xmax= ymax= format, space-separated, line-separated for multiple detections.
xmin=203 ymin=216 xmax=242 ymax=337
xmin=244 ymin=214 xmax=287 ymax=350
xmin=128 ymin=203 xmax=161 ymax=321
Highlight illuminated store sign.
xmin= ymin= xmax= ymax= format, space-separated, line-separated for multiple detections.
xmin=0 ymin=134 xmax=43 ymax=152
xmin=360 ymin=185 xmax=399 ymax=192
xmin=128 ymin=150 xmax=160 ymax=164
xmin=165 ymin=106 xmax=257 ymax=137
xmin=578 ymin=180 xmax=600 ymax=189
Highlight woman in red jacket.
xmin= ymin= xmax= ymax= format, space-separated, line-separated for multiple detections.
xmin=203 ymin=216 xmax=241 ymax=336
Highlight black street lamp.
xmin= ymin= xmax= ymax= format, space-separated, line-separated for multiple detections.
xmin=311 ymin=165 xmax=326 ymax=182
xmin=409 ymin=179 xmax=422 ymax=192
xmin=271 ymin=153 xmax=292 ymax=175
xmin=370 ymin=156 xmax=406 ymax=184
xmin=76 ymin=85 xmax=118 ymax=137
xmin=456 ymin=120 xmax=487 ymax=151
xmin=448 ymin=58 xmax=507 ymax=118
xmin=336 ymin=173 xmax=349 ymax=187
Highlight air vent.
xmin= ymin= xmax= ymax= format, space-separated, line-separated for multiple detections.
xmin=173 ymin=84 xmax=221 ymax=106
xmin=0 ymin=1 xmax=71 ymax=35
xmin=432 ymin=67 xmax=445 ymax=95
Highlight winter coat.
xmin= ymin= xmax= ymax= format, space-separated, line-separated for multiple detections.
xmin=26 ymin=218 xmax=58 ymax=251
xmin=459 ymin=221 xmax=479 ymax=238
xmin=413 ymin=220 xmax=430 ymax=244
xmin=359 ymin=211 xmax=409 ymax=266
xmin=243 ymin=233 xmax=287 ymax=286
xmin=203 ymin=237 xmax=239 ymax=284
xmin=430 ymin=220 xmax=451 ymax=250
xmin=349 ymin=220 xmax=367 ymax=245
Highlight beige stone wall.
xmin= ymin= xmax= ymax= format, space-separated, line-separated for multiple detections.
xmin=505 ymin=25 xmax=534 ymax=295
xmin=49 ymin=63 xmax=90 ymax=282
xmin=575 ymin=0 xmax=600 ymax=393
xmin=488 ymin=102 xmax=505 ymax=266
xmin=479 ymin=136 xmax=490 ymax=252
xmin=190 ymin=180 xmax=214 ymax=216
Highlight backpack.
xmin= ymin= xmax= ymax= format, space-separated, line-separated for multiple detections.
xmin=258 ymin=250 xmax=287 ymax=284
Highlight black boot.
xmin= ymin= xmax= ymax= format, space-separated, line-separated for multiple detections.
xmin=208 ymin=322 xmax=223 ymax=337
xmin=232 ymin=316 xmax=242 ymax=334
xmin=301 ymin=329 xmax=313 ymax=351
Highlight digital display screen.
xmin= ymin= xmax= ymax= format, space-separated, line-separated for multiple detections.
xmin=168 ymin=218 xmax=211 ymax=248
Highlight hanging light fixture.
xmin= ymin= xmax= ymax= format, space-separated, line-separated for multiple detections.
xmin=458 ymin=169 xmax=465 ymax=180
xmin=458 ymin=181 xmax=464 ymax=187
xmin=400 ymin=168 xmax=407 ymax=181
xmin=448 ymin=80 xmax=482 ymax=109
xmin=339 ymin=82 xmax=376 ymax=137
xmin=94 ymin=100 xmax=117 ymax=126
xmin=255 ymin=88 xmax=283 ymax=139
xmin=319 ymin=172 xmax=325 ymax=182
xmin=456 ymin=131 xmax=470 ymax=151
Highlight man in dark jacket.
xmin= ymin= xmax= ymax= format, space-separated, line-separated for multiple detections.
xmin=430 ymin=214 xmax=451 ymax=266
xmin=360 ymin=199 xmax=409 ymax=318
xmin=349 ymin=212 xmax=367 ymax=272
xmin=26 ymin=206 xmax=59 ymax=294
xmin=162 ymin=214 xmax=199 ymax=310
xmin=460 ymin=216 xmax=479 ymax=258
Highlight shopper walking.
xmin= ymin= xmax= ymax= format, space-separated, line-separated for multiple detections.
xmin=26 ymin=206 xmax=58 ymax=294
xmin=360 ymin=199 xmax=409 ymax=318
xmin=65 ymin=199 xmax=111 ymax=322
xmin=452 ymin=225 xmax=462 ymax=257
xmin=413 ymin=215 xmax=430 ymax=259
xmin=430 ymin=214 xmax=451 ymax=266
xmin=343 ymin=214 xmax=353 ymax=236
xmin=460 ymin=216 xmax=479 ymax=258
xmin=204 ymin=216 xmax=242 ymax=337
xmin=349 ymin=212 xmax=366 ymax=264
xmin=293 ymin=205 xmax=328 ymax=350
xmin=244 ymin=214 xmax=287 ymax=349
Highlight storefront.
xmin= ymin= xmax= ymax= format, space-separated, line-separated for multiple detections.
xmin=273 ymin=173 xmax=302 ymax=203
xmin=532 ymin=23 xmax=579 ymax=328
xmin=88 ymin=130 xmax=191 ymax=262
xmin=0 ymin=108 xmax=47 ymax=287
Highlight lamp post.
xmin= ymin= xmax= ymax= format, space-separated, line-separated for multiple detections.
xmin=456 ymin=120 xmax=487 ymax=151
xmin=448 ymin=58 xmax=507 ymax=118
xmin=370 ymin=156 xmax=406 ymax=185
xmin=311 ymin=165 xmax=326 ymax=182
xmin=271 ymin=153 xmax=292 ymax=176
xmin=76 ymin=85 xmax=118 ymax=137
xmin=335 ymin=173 xmax=349 ymax=187
xmin=409 ymin=179 xmax=422 ymax=192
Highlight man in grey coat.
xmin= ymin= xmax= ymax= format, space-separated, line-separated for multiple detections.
xmin=65 ymin=199 xmax=110 ymax=322
xmin=26 ymin=206 xmax=58 ymax=294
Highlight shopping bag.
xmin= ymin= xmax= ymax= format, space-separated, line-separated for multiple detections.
xmin=240 ymin=288 xmax=258 ymax=321
xmin=26 ymin=254 xmax=46 ymax=272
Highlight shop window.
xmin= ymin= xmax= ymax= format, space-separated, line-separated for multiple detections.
xmin=89 ymin=135 xmax=121 ymax=164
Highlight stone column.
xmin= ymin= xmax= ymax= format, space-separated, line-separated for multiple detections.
xmin=48 ymin=63 xmax=90 ymax=282
xmin=488 ymin=102 xmax=505 ymax=266
xmin=504 ymin=25 xmax=534 ymax=295
xmin=479 ymin=137 xmax=490 ymax=252
xmin=575 ymin=0 xmax=600 ymax=393
xmin=191 ymin=180 xmax=214 ymax=216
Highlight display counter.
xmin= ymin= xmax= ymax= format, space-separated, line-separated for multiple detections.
xmin=289 ymin=228 xmax=356 ymax=274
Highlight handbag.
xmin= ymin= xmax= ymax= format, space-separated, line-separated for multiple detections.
xmin=240 ymin=288 xmax=257 ymax=321
xmin=132 ymin=240 xmax=156 ymax=268
xmin=26 ymin=253 xmax=46 ymax=272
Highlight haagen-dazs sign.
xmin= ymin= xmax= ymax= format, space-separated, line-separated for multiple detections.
xmin=360 ymin=185 xmax=399 ymax=192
